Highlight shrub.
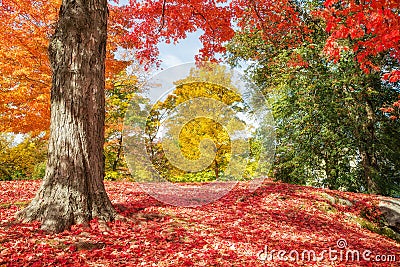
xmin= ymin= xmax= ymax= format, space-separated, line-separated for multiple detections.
xmin=0 ymin=134 xmax=47 ymax=180
xmin=31 ymin=161 xmax=47 ymax=180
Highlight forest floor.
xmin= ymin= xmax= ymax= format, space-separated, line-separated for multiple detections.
xmin=0 ymin=179 xmax=399 ymax=266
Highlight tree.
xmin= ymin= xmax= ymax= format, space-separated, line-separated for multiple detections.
xmin=0 ymin=0 xmax=129 ymax=134
xmin=16 ymin=0 xmax=117 ymax=232
xmin=104 ymin=71 xmax=139 ymax=180
xmin=225 ymin=0 xmax=400 ymax=195
xmin=226 ymin=13 xmax=361 ymax=190
xmin=145 ymin=64 xmax=244 ymax=181
xmin=11 ymin=0 xmax=236 ymax=232
xmin=0 ymin=0 xmax=56 ymax=134
xmin=318 ymin=0 xmax=400 ymax=118
xmin=7 ymin=0 xmax=399 ymax=231
xmin=316 ymin=0 xmax=400 ymax=192
xmin=318 ymin=0 xmax=400 ymax=75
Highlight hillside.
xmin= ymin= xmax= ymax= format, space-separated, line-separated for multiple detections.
xmin=0 ymin=179 xmax=399 ymax=266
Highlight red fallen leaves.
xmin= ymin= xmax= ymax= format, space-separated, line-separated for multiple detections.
xmin=0 ymin=179 xmax=399 ymax=266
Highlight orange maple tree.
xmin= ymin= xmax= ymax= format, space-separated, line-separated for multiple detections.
xmin=0 ymin=1 xmax=55 ymax=134
xmin=0 ymin=0 xmax=129 ymax=134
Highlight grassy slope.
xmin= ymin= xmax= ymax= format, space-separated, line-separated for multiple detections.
xmin=0 ymin=179 xmax=399 ymax=266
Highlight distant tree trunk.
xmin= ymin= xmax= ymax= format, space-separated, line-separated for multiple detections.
xmin=351 ymin=92 xmax=379 ymax=194
xmin=323 ymin=154 xmax=339 ymax=190
xmin=112 ymin=134 xmax=124 ymax=171
xmin=214 ymin=160 xmax=219 ymax=180
xmin=16 ymin=0 xmax=116 ymax=232
xmin=359 ymin=98 xmax=379 ymax=194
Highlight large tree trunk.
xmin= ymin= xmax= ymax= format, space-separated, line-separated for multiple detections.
xmin=16 ymin=0 xmax=116 ymax=233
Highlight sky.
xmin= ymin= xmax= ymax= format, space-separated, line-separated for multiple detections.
xmin=155 ymin=30 xmax=249 ymax=72
xmin=111 ymin=0 xmax=203 ymax=69
xmin=157 ymin=31 xmax=203 ymax=69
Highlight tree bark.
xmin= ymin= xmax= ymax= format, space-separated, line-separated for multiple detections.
xmin=16 ymin=0 xmax=116 ymax=232
xmin=214 ymin=160 xmax=219 ymax=180
xmin=359 ymin=98 xmax=379 ymax=194
xmin=112 ymin=134 xmax=124 ymax=171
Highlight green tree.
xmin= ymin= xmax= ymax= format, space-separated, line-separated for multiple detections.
xmin=226 ymin=0 xmax=400 ymax=195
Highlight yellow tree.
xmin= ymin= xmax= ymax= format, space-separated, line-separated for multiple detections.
xmin=147 ymin=64 xmax=246 ymax=181
xmin=178 ymin=116 xmax=230 ymax=180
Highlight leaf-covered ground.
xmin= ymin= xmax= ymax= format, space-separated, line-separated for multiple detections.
xmin=0 ymin=180 xmax=399 ymax=266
